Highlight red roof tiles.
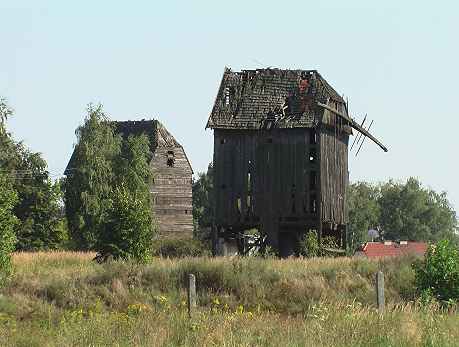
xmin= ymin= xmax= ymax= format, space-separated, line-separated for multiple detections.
xmin=360 ymin=241 xmax=428 ymax=258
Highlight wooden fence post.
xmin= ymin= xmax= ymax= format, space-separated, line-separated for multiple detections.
xmin=187 ymin=274 xmax=197 ymax=318
xmin=376 ymin=271 xmax=385 ymax=313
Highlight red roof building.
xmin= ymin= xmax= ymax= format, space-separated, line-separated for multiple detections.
xmin=356 ymin=241 xmax=428 ymax=258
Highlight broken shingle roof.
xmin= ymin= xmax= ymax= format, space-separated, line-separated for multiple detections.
xmin=206 ymin=67 xmax=345 ymax=130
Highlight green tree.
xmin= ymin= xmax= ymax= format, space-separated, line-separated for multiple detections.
xmin=98 ymin=134 xmax=155 ymax=261
xmin=64 ymin=104 xmax=121 ymax=250
xmin=192 ymin=163 xmax=214 ymax=239
xmin=0 ymin=97 xmax=66 ymax=251
xmin=346 ymin=178 xmax=458 ymax=249
xmin=65 ymin=108 xmax=156 ymax=261
xmin=379 ymin=178 xmax=457 ymax=242
xmin=414 ymin=239 xmax=459 ymax=302
xmin=0 ymin=173 xmax=18 ymax=284
xmin=347 ymin=182 xmax=381 ymax=250
xmin=12 ymin=150 xmax=68 ymax=250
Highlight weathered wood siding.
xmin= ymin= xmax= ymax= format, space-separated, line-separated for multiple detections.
xmin=150 ymin=145 xmax=193 ymax=237
xmin=214 ymin=128 xmax=321 ymax=247
xmin=319 ymin=128 xmax=348 ymax=225
xmin=319 ymin=101 xmax=349 ymax=226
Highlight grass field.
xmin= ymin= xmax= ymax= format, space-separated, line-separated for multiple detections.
xmin=0 ymin=252 xmax=458 ymax=346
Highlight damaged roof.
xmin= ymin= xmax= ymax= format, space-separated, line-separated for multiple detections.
xmin=64 ymin=119 xmax=189 ymax=175
xmin=206 ymin=67 xmax=346 ymax=130
xmin=114 ymin=119 xmax=180 ymax=150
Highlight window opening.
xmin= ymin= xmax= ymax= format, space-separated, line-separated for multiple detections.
xmin=167 ymin=150 xmax=175 ymax=167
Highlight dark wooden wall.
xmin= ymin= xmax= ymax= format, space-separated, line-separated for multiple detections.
xmin=150 ymin=145 xmax=193 ymax=238
xmin=214 ymin=128 xmax=328 ymax=248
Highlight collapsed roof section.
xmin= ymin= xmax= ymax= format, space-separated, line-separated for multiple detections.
xmin=206 ymin=67 xmax=346 ymax=130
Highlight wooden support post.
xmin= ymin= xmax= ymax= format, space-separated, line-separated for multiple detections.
xmin=376 ymin=271 xmax=385 ymax=314
xmin=187 ymin=274 xmax=197 ymax=318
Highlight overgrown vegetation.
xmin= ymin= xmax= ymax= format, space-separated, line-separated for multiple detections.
xmin=64 ymin=104 xmax=122 ymax=250
xmin=1 ymin=252 xmax=458 ymax=346
xmin=0 ymin=97 xmax=68 ymax=251
xmin=151 ymin=238 xmax=210 ymax=258
xmin=0 ymin=173 xmax=18 ymax=284
xmin=414 ymin=239 xmax=459 ymax=302
xmin=192 ymin=163 xmax=213 ymax=240
xmin=64 ymin=104 xmax=155 ymax=260
xmin=298 ymin=231 xmax=340 ymax=257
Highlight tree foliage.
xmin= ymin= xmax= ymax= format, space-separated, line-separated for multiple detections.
xmin=347 ymin=182 xmax=381 ymax=249
xmin=379 ymin=178 xmax=457 ymax=242
xmin=192 ymin=163 xmax=214 ymax=239
xmin=348 ymin=178 xmax=458 ymax=250
xmin=414 ymin=239 xmax=459 ymax=302
xmin=64 ymin=104 xmax=121 ymax=250
xmin=0 ymin=173 xmax=18 ymax=283
xmin=0 ymin=97 xmax=67 ymax=251
xmin=65 ymin=106 xmax=156 ymax=261
xmin=98 ymin=134 xmax=154 ymax=261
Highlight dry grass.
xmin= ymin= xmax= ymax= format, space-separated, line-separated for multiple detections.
xmin=0 ymin=252 xmax=457 ymax=346
xmin=13 ymin=250 xmax=96 ymax=263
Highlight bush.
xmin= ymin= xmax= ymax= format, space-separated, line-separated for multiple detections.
xmin=151 ymin=238 xmax=210 ymax=258
xmin=413 ymin=239 xmax=459 ymax=302
xmin=99 ymin=184 xmax=154 ymax=262
xmin=299 ymin=231 xmax=341 ymax=258
xmin=299 ymin=231 xmax=320 ymax=257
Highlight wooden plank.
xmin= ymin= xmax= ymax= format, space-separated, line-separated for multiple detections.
xmin=317 ymin=102 xmax=388 ymax=152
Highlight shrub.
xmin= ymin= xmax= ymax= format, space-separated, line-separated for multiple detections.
xmin=98 ymin=184 xmax=154 ymax=262
xmin=413 ymin=239 xmax=459 ymax=302
xmin=299 ymin=231 xmax=320 ymax=257
xmin=151 ymin=238 xmax=210 ymax=258
xmin=299 ymin=231 xmax=341 ymax=258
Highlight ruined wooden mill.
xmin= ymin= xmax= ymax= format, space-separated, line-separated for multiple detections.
xmin=206 ymin=68 xmax=387 ymax=257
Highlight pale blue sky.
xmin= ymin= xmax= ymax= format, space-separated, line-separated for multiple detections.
xmin=1 ymin=1 xmax=458 ymax=212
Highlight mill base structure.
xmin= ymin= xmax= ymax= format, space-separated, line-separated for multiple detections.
xmin=206 ymin=68 xmax=386 ymax=257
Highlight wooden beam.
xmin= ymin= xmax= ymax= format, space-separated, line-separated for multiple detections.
xmin=317 ymin=102 xmax=388 ymax=152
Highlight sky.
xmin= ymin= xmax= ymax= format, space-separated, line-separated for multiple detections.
xmin=1 ymin=0 xmax=458 ymax=212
